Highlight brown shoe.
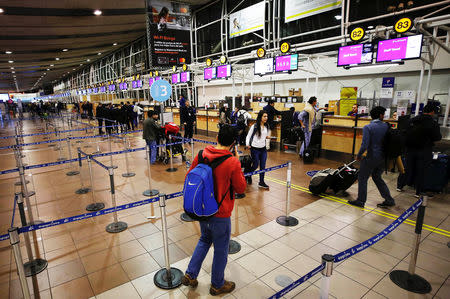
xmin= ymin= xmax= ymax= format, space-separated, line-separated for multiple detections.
xmin=209 ymin=280 xmax=235 ymax=296
xmin=181 ymin=273 xmax=198 ymax=288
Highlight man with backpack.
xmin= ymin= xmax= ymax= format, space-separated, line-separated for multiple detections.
xmin=236 ymin=107 xmax=251 ymax=145
xmin=397 ymin=103 xmax=442 ymax=196
xmin=181 ymin=125 xmax=246 ymax=296
xmin=348 ymin=106 xmax=396 ymax=208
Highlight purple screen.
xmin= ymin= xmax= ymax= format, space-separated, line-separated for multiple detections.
xmin=93 ymin=88 xmax=98 ymax=93
xmin=377 ymin=35 xmax=423 ymax=62
xmin=275 ymin=54 xmax=298 ymax=72
xmin=180 ymin=72 xmax=190 ymax=82
xmin=132 ymin=81 xmax=138 ymax=89
xmin=109 ymin=84 xmax=116 ymax=91
xmin=204 ymin=67 xmax=216 ymax=80
xmin=119 ymin=83 xmax=128 ymax=90
xmin=100 ymin=86 xmax=106 ymax=92
xmin=338 ymin=44 xmax=363 ymax=66
xmin=172 ymin=73 xmax=180 ymax=84
xmin=217 ymin=65 xmax=231 ymax=78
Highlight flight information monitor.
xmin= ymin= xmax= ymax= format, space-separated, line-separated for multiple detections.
xmin=376 ymin=34 xmax=423 ymax=62
xmin=275 ymin=54 xmax=298 ymax=72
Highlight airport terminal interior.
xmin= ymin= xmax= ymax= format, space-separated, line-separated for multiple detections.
xmin=0 ymin=0 xmax=449 ymax=298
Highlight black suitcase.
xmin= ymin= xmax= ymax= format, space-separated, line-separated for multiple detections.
xmin=303 ymin=148 xmax=314 ymax=164
xmin=330 ymin=161 xmax=358 ymax=193
xmin=424 ymin=154 xmax=449 ymax=193
xmin=309 ymin=168 xmax=336 ymax=195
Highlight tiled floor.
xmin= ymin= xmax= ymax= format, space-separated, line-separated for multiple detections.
xmin=0 ymin=115 xmax=448 ymax=299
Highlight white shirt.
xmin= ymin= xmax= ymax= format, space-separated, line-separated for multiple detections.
xmin=246 ymin=124 xmax=270 ymax=148
xmin=133 ymin=105 xmax=143 ymax=115
xmin=237 ymin=110 xmax=251 ymax=125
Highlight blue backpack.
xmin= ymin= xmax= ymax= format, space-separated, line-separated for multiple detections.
xmin=183 ymin=150 xmax=232 ymax=220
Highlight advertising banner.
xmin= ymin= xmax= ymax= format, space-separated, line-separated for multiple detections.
xmin=147 ymin=0 xmax=191 ymax=66
xmin=229 ymin=2 xmax=265 ymax=38
xmin=382 ymin=77 xmax=395 ymax=88
xmin=285 ymin=0 xmax=342 ymax=23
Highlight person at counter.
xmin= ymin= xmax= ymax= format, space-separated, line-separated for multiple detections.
xmin=298 ymin=96 xmax=319 ymax=157
xmin=179 ymin=95 xmax=186 ymax=108
xmin=347 ymin=104 xmax=358 ymax=117
xmin=181 ymin=100 xmax=196 ymax=139
xmin=348 ymin=106 xmax=396 ymax=209
xmin=143 ymin=110 xmax=161 ymax=164
xmin=263 ymin=100 xmax=281 ymax=130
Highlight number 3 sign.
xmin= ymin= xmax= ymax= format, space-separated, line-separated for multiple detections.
xmin=150 ymin=79 xmax=172 ymax=102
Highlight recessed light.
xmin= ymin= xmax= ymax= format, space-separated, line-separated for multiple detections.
xmin=10 ymin=67 xmax=14 ymax=69
xmin=113 ymin=43 xmax=118 ymax=46
xmin=8 ymin=60 xmax=13 ymax=63
xmin=334 ymin=15 xmax=342 ymax=20
xmin=50 ymin=64 xmax=54 ymax=66
xmin=94 ymin=10 xmax=102 ymax=16
xmin=47 ymin=68 xmax=50 ymax=70
xmin=5 ymin=51 xmax=12 ymax=54
xmin=97 ymin=52 xmax=102 ymax=55
xmin=367 ymin=26 xmax=374 ymax=29
xmin=55 ymin=58 xmax=60 ymax=60
xmin=0 ymin=8 xmax=4 ymax=14
xmin=12 ymin=71 xmax=15 ymax=73
xmin=80 ymin=63 xmax=83 ymax=66
xmin=87 ymin=59 xmax=90 ymax=62
xmin=62 ymin=49 xmax=68 ymax=52
xmin=73 ymin=68 xmax=75 ymax=70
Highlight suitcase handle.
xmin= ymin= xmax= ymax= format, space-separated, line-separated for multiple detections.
xmin=336 ymin=160 xmax=357 ymax=175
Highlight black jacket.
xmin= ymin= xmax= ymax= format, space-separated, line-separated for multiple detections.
xmin=263 ymin=104 xmax=281 ymax=128
xmin=406 ymin=114 xmax=442 ymax=149
xmin=180 ymin=106 xmax=196 ymax=125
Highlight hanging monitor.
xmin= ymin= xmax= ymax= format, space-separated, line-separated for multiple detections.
xmin=108 ymin=84 xmax=116 ymax=91
xmin=376 ymin=34 xmax=423 ymax=62
xmin=204 ymin=67 xmax=217 ymax=80
xmin=119 ymin=82 xmax=128 ymax=90
xmin=172 ymin=73 xmax=181 ymax=84
xmin=149 ymin=77 xmax=161 ymax=86
xmin=275 ymin=54 xmax=298 ymax=72
xmin=180 ymin=71 xmax=191 ymax=83
xmin=217 ymin=64 xmax=232 ymax=79
xmin=132 ymin=80 xmax=143 ymax=88
xmin=337 ymin=44 xmax=374 ymax=66
xmin=254 ymin=58 xmax=274 ymax=75
xmin=100 ymin=86 xmax=106 ymax=93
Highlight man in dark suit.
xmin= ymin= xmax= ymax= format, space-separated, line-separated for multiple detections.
xmin=180 ymin=101 xmax=196 ymax=139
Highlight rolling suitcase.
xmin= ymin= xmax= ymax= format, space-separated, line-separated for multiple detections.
xmin=423 ymin=154 xmax=449 ymax=193
xmin=309 ymin=168 xmax=337 ymax=195
xmin=330 ymin=161 xmax=358 ymax=193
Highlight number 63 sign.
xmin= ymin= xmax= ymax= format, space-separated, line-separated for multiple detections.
xmin=150 ymin=79 xmax=172 ymax=102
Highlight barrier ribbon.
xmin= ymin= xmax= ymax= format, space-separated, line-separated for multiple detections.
xmin=244 ymin=163 xmax=289 ymax=177
xmin=24 ymin=158 xmax=82 ymax=170
xmin=0 ymin=168 xmax=19 ymax=175
xmin=334 ymin=198 xmax=422 ymax=262
xmin=268 ymin=263 xmax=325 ymax=299
xmin=91 ymin=157 xmax=109 ymax=170
xmin=192 ymin=138 xmax=217 ymax=145
xmin=0 ymin=234 xmax=9 ymax=241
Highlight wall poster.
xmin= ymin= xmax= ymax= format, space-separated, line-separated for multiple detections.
xmin=147 ymin=0 xmax=191 ymax=66
xmin=229 ymin=2 xmax=265 ymax=38
xmin=285 ymin=0 xmax=342 ymax=23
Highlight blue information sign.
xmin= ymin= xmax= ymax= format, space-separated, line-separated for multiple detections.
xmin=150 ymin=79 xmax=172 ymax=102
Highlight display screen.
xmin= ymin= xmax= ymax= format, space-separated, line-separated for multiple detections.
xmin=119 ymin=83 xmax=128 ymax=90
xmin=100 ymin=86 xmax=106 ymax=92
xmin=338 ymin=44 xmax=373 ymax=66
xmin=377 ymin=34 xmax=423 ymax=62
xmin=204 ymin=67 xmax=217 ymax=80
xmin=132 ymin=80 xmax=143 ymax=88
xmin=180 ymin=72 xmax=190 ymax=83
xmin=217 ymin=65 xmax=231 ymax=78
xmin=172 ymin=73 xmax=181 ymax=84
xmin=254 ymin=58 xmax=274 ymax=75
xmin=229 ymin=2 xmax=264 ymax=38
xmin=275 ymin=54 xmax=298 ymax=72
xmin=108 ymin=84 xmax=116 ymax=91
xmin=93 ymin=88 xmax=99 ymax=93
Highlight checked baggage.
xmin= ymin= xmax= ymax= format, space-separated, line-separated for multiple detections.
xmin=309 ymin=161 xmax=358 ymax=195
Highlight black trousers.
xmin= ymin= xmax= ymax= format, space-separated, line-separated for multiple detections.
xmin=184 ymin=123 xmax=194 ymax=139
xmin=397 ymin=148 xmax=433 ymax=195
xmin=98 ymin=119 xmax=103 ymax=135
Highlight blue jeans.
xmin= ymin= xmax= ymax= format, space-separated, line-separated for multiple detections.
xmin=146 ymin=140 xmax=157 ymax=164
xmin=357 ymin=157 xmax=394 ymax=204
xmin=186 ymin=217 xmax=231 ymax=288
xmin=251 ymin=147 xmax=267 ymax=184
xmin=300 ymin=128 xmax=312 ymax=156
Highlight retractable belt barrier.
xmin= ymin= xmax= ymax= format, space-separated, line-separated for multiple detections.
xmin=268 ymin=198 xmax=423 ymax=298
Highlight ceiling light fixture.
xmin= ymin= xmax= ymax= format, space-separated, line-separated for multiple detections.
xmin=10 ymin=67 xmax=14 ymax=69
xmin=94 ymin=10 xmax=102 ymax=16
xmin=97 ymin=52 xmax=102 ymax=55
xmin=87 ymin=59 xmax=90 ymax=62
xmin=50 ymin=64 xmax=54 ymax=66
xmin=8 ymin=60 xmax=13 ymax=63
xmin=62 ymin=49 xmax=68 ymax=52
xmin=12 ymin=71 xmax=15 ymax=73
xmin=334 ymin=15 xmax=342 ymax=20
xmin=55 ymin=58 xmax=60 ymax=60
xmin=5 ymin=51 xmax=12 ymax=54
xmin=0 ymin=8 xmax=4 ymax=14
xmin=113 ymin=43 xmax=118 ymax=46
xmin=47 ymin=68 xmax=50 ymax=71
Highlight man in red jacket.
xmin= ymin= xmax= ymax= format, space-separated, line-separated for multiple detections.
xmin=181 ymin=125 xmax=246 ymax=296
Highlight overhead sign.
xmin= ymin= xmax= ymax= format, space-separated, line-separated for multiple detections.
xmin=280 ymin=42 xmax=290 ymax=53
xmin=382 ymin=77 xmax=395 ymax=88
xmin=230 ymin=2 xmax=265 ymax=38
xmin=146 ymin=0 xmax=191 ymax=66
xmin=256 ymin=47 xmax=266 ymax=58
xmin=285 ymin=0 xmax=342 ymax=23
xmin=394 ymin=17 xmax=412 ymax=33
xmin=350 ymin=27 xmax=365 ymax=42
xmin=150 ymin=79 xmax=172 ymax=102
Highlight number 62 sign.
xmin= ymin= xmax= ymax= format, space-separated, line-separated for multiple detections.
xmin=150 ymin=79 xmax=172 ymax=102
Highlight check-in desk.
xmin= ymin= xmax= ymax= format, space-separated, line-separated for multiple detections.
xmin=321 ymin=115 xmax=398 ymax=155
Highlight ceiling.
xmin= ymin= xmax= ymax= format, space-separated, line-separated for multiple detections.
xmin=0 ymin=0 xmax=150 ymax=93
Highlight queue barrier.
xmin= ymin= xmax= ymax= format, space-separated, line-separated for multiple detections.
xmin=268 ymin=197 xmax=424 ymax=299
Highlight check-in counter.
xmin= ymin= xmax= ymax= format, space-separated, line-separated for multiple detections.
xmin=321 ymin=115 xmax=398 ymax=155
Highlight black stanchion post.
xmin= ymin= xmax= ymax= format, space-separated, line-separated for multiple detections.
xmin=143 ymin=144 xmax=159 ymax=197
xmin=389 ymin=196 xmax=432 ymax=294
xmin=8 ymin=227 xmax=31 ymax=299
xmin=66 ymin=136 xmax=79 ymax=176
xmin=85 ymin=155 xmax=105 ymax=212
xmin=276 ymin=162 xmax=299 ymax=226
xmin=108 ymin=135 xmax=118 ymax=169
xmin=122 ymin=134 xmax=135 ymax=177
xmin=166 ymin=135 xmax=177 ymax=172
xmin=105 ymin=167 xmax=128 ymax=233
xmin=75 ymin=148 xmax=90 ymax=194
xmin=319 ymin=254 xmax=334 ymax=299
xmin=15 ymin=192 xmax=48 ymax=276
xmin=154 ymin=194 xmax=183 ymax=289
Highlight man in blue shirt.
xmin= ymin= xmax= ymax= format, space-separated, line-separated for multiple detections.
xmin=263 ymin=100 xmax=281 ymax=130
xmin=348 ymin=106 xmax=395 ymax=208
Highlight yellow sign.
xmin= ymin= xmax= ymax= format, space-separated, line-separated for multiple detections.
xmin=149 ymin=72 xmax=153 ymax=77
xmin=340 ymin=87 xmax=358 ymax=99
xmin=172 ymin=66 xmax=177 ymax=72
xmin=220 ymin=55 xmax=227 ymax=64
xmin=182 ymin=64 xmax=187 ymax=71
xmin=155 ymin=71 xmax=159 ymax=76
xmin=350 ymin=27 xmax=365 ymax=42
xmin=256 ymin=48 xmax=266 ymax=58
xmin=395 ymin=17 xmax=412 ymax=33
xmin=206 ymin=58 xmax=212 ymax=67
xmin=280 ymin=42 xmax=290 ymax=53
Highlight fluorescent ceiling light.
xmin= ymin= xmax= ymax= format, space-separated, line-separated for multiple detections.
xmin=94 ymin=10 xmax=102 ymax=16
xmin=334 ymin=15 xmax=342 ymax=20
xmin=62 ymin=49 xmax=68 ymax=52
xmin=5 ymin=50 xmax=12 ymax=54
xmin=8 ymin=60 xmax=13 ymax=63
xmin=10 ymin=67 xmax=14 ymax=69
xmin=98 ymin=52 xmax=102 ymax=55
xmin=113 ymin=43 xmax=118 ymax=46
xmin=55 ymin=58 xmax=60 ymax=60
xmin=367 ymin=26 xmax=374 ymax=29
xmin=50 ymin=64 xmax=54 ymax=66
xmin=87 ymin=59 xmax=90 ymax=62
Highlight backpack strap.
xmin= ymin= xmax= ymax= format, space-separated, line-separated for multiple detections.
xmin=209 ymin=154 xmax=233 ymax=208
xmin=249 ymin=125 xmax=257 ymax=147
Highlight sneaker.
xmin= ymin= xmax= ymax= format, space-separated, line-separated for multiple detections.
xmin=210 ymin=280 xmax=235 ymax=296
xmin=258 ymin=182 xmax=269 ymax=189
xmin=348 ymin=200 xmax=365 ymax=208
xmin=377 ymin=201 xmax=395 ymax=208
xmin=181 ymin=274 xmax=198 ymax=288
xmin=396 ymin=188 xmax=403 ymax=192
xmin=414 ymin=194 xmax=420 ymax=198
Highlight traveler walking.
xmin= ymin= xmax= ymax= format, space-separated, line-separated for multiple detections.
xmin=181 ymin=101 xmax=196 ymax=139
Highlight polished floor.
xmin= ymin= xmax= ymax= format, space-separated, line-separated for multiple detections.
xmin=0 ymin=115 xmax=448 ymax=299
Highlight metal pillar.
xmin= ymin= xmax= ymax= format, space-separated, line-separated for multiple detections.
xmin=143 ymin=144 xmax=159 ymax=197
xmin=75 ymin=149 xmax=90 ymax=194
xmin=85 ymin=155 xmax=105 ymax=211
xmin=319 ymin=254 xmax=335 ymax=299
xmin=276 ymin=162 xmax=298 ymax=226
xmin=105 ymin=167 xmax=128 ymax=233
xmin=9 ymin=228 xmax=31 ymax=299
xmin=415 ymin=61 xmax=426 ymax=115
